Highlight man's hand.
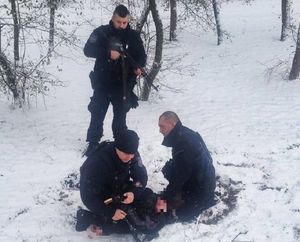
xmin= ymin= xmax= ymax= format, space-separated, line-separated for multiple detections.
xmin=155 ymin=197 xmax=167 ymax=213
xmin=110 ymin=50 xmax=121 ymax=60
xmin=134 ymin=68 xmax=143 ymax=77
xmin=112 ymin=209 xmax=127 ymax=221
xmin=122 ymin=192 xmax=134 ymax=204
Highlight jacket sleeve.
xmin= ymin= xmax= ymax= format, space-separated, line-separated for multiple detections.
xmin=80 ymin=157 xmax=116 ymax=219
xmin=163 ymin=146 xmax=195 ymax=201
xmin=128 ymin=152 xmax=148 ymax=199
xmin=83 ymin=27 xmax=109 ymax=59
xmin=129 ymin=31 xmax=147 ymax=69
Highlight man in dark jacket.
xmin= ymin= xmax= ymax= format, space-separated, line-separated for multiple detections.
xmin=78 ymin=130 xmax=148 ymax=235
xmin=83 ymin=4 xmax=147 ymax=156
xmin=157 ymin=111 xmax=216 ymax=221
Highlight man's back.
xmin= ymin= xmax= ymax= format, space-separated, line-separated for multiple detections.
xmin=162 ymin=122 xmax=216 ymax=201
xmin=177 ymin=125 xmax=216 ymax=197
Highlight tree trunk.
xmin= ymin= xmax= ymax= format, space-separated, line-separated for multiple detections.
xmin=169 ymin=0 xmax=177 ymax=41
xmin=48 ymin=3 xmax=56 ymax=54
xmin=289 ymin=23 xmax=300 ymax=80
xmin=8 ymin=0 xmax=22 ymax=106
xmin=140 ymin=0 xmax=163 ymax=101
xmin=136 ymin=0 xmax=150 ymax=34
xmin=0 ymin=25 xmax=3 ymax=52
xmin=10 ymin=0 xmax=20 ymax=62
xmin=0 ymin=51 xmax=18 ymax=99
xmin=212 ymin=0 xmax=222 ymax=45
xmin=281 ymin=0 xmax=291 ymax=41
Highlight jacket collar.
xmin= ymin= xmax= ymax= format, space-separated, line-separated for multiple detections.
xmin=162 ymin=121 xmax=183 ymax=148
xmin=109 ymin=20 xmax=130 ymax=36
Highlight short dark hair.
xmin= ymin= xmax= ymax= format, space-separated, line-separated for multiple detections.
xmin=159 ymin=111 xmax=181 ymax=123
xmin=113 ymin=4 xmax=130 ymax=18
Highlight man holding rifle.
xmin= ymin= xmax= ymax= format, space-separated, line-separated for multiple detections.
xmin=83 ymin=4 xmax=147 ymax=157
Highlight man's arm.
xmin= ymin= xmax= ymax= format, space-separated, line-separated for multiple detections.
xmin=80 ymin=159 xmax=116 ymax=219
xmin=129 ymin=31 xmax=147 ymax=69
xmin=163 ymin=150 xmax=194 ymax=201
xmin=128 ymin=152 xmax=148 ymax=199
xmin=83 ymin=27 xmax=109 ymax=59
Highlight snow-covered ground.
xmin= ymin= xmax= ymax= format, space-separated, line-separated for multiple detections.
xmin=1 ymin=0 xmax=300 ymax=241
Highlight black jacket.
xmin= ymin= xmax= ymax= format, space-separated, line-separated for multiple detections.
xmin=84 ymin=21 xmax=147 ymax=90
xmin=80 ymin=142 xmax=148 ymax=219
xmin=162 ymin=122 xmax=216 ymax=204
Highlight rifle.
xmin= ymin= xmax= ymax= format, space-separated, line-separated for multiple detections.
xmin=109 ymin=40 xmax=159 ymax=92
xmin=104 ymin=195 xmax=158 ymax=242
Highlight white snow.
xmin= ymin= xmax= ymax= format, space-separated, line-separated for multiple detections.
xmin=1 ymin=0 xmax=300 ymax=241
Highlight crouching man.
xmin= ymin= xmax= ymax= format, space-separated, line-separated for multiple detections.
xmin=76 ymin=130 xmax=148 ymax=235
xmin=157 ymin=111 xmax=216 ymax=222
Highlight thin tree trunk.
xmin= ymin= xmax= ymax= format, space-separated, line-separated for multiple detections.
xmin=0 ymin=25 xmax=2 ymax=52
xmin=10 ymin=0 xmax=20 ymax=62
xmin=136 ymin=0 xmax=150 ymax=34
xmin=169 ymin=0 xmax=177 ymax=41
xmin=212 ymin=0 xmax=222 ymax=45
xmin=8 ymin=0 xmax=21 ymax=106
xmin=140 ymin=0 xmax=163 ymax=101
xmin=48 ymin=4 xmax=56 ymax=54
xmin=289 ymin=23 xmax=300 ymax=80
xmin=281 ymin=0 xmax=291 ymax=41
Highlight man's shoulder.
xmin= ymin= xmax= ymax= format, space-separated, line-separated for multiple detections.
xmin=179 ymin=126 xmax=199 ymax=142
xmin=87 ymin=141 xmax=114 ymax=163
xmin=131 ymin=152 xmax=145 ymax=167
xmin=96 ymin=141 xmax=115 ymax=156
xmin=93 ymin=24 xmax=110 ymax=35
xmin=177 ymin=126 xmax=205 ymax=153
xmin=127 ymin=28 xmax=141 ymax=38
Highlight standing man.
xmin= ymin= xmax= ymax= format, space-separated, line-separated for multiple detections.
xmin=77 ymin=129 xmax=148 ymax=234
xmin=83 ymin=4 xmax=147 ymax=156
xmin=157 ymin=111 xmax=216 ymax=221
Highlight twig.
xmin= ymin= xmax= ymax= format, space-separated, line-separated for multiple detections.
xmin=231 ymin=231 xmax=249 ymax=242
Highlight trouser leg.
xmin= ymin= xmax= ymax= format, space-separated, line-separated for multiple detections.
xmin=176 ymin=194 xmax=215 ymax=222
xmin=86 ymin=90 xmax=110 ymax=142
xmin=111 ymin=96 xmax=128 ymax=138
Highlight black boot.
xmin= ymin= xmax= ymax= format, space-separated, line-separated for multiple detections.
xmin=83 ymin=142 xmax=99 ymax=157
xmin=76 ymin=209 xmax=107 ymax=233
xmin=76 ymin=209 xmax=93 ymax=231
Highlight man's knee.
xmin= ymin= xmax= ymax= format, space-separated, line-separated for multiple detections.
xmin=88 ymin=97 xmax=109 ymax=116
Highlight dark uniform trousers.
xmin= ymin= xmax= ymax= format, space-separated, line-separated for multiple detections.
xmin=87 ymin=87 xmax=128 ymax=143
